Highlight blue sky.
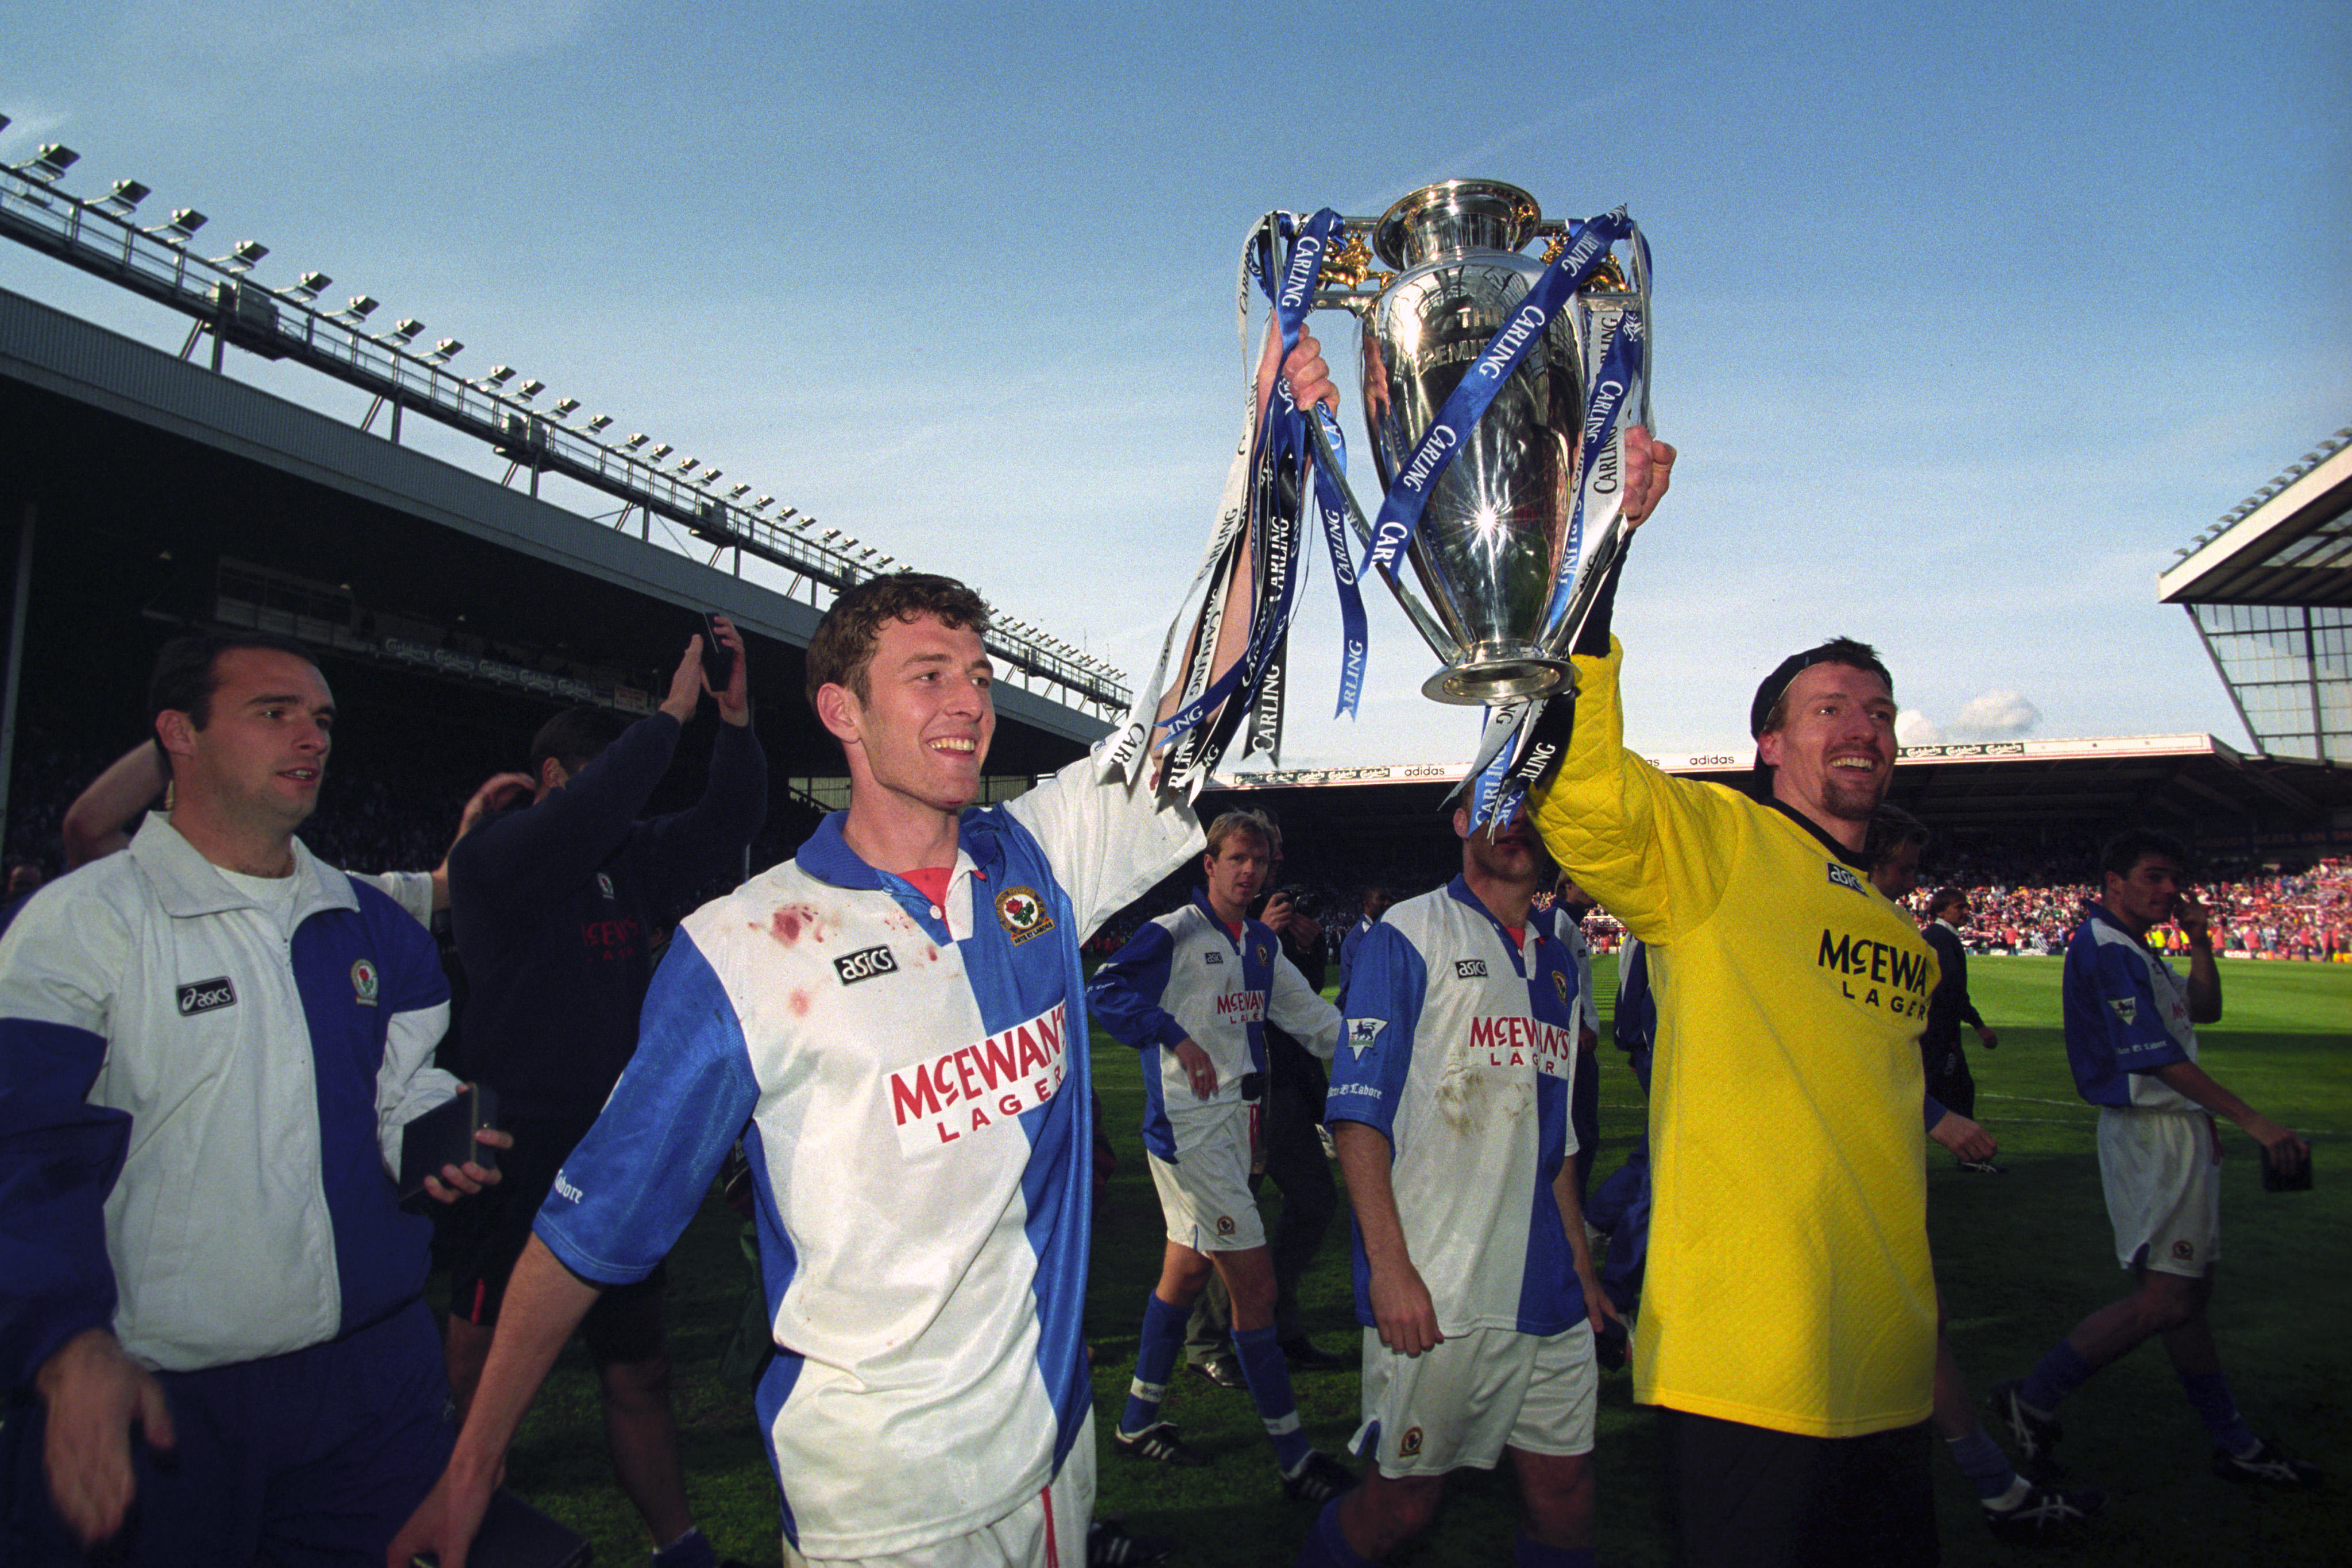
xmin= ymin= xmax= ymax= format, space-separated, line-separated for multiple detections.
xmin=3 ymin=1 xmax=2345 ymax=762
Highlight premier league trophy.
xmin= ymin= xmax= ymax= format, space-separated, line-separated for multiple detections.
xmin=1101 ymin=180 xmax=1649 ymax=803
xmin=1315 ymin=179 xmax=1653 ymax=706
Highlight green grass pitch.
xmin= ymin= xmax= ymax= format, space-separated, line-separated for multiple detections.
xmin=488 ymin=957 xmax=2350 ymax=1565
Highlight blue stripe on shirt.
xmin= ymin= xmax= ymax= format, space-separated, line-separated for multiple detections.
xmin=0 ymin=1018 xmax=126 ymax=1389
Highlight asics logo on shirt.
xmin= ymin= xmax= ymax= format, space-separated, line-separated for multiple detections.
xmin=1455 ymin=958 xmax=1489 ymax=978
xmin=1825 ymin=862 xmax=1867 ymax=896
xmin=1203 ymin=950 xmax=1224 ymax=965
xmin=176 ymin=977 xmax=237 ymax=1016
xmin=834 ymin=944 xmax=899 ymax=985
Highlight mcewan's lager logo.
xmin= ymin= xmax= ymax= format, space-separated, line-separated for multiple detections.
xmin=886 ymin=1002 xmax=1069 ymax=1153
xmin=994 ymin=886 xmax=1055 ymax=945
xmin=1468 ymin=1015 xmax=1576 ymax=1077
xmin=1816 ymin=927 xmax=1931 ymax=1019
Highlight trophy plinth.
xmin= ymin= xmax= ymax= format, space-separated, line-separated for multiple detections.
xmin=1421 ymin=644 xmax=1575 ymax=706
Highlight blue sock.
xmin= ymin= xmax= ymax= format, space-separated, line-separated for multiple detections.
xmin=1293 ymin=1497 xmax=1372 ymax=1568
xmin=2177 ymin=1370 xmax=2261 ymax=1457
xmin=1121 ymin=1291 xmax=1188 ymax=1437
xmin=651 ymin=1528 xmax=715 ymax=1568
xmin=2020 ymin=1339 xmax=2096 ymax=1415
xmin=1944 ymin=1422 xmax=2020 ymax=1501
xmin=1512 ymin=1534 xmax=1593 ymax=1568
xmin=1233 ymin=1323 xmax=1313 ymax=1472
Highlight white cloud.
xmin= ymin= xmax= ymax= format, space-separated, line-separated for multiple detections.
xmin=1951 ymin=691 xmax=2042 ymax=739
xmin=1897 ymin=708 xmax=1940 ymax=745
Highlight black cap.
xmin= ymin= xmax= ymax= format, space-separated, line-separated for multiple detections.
xmin=1748 ymin=637 xmax=1894 ymax=740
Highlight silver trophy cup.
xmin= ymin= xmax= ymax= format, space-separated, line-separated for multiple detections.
xmin=1321 ymin=180 xmax=1643 ymax=705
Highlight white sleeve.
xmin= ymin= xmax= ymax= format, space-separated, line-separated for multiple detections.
xmin=1269 ymin=953 xmax=1343 ymax=1060
xmin=373 ymin=1000 xmax=457 ymax=1174
xmin=1004 ymin=753 xmax=1203 ymax=939
xmin=350 ymin=869 xmax=435 ymax=930
xmin=1570 ymin=930 xmax=1599 ymax=1034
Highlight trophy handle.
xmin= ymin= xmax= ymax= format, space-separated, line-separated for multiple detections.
xmin=1303 ymin=412 xmax=1464 ymax=668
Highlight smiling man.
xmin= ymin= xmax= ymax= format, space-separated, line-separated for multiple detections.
xmin=0 ymin=632 xmax=496 ymax=1565
xmin=1532 ymin=625 xmax=1945 ymax=1567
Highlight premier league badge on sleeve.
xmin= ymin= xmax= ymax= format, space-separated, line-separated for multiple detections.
xmin=1347 ymin=1017 xmax=1387 ymax=1058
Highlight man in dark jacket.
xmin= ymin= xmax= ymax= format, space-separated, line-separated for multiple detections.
xmin=1921 ymin=886 xmax=2000 ymax=1170
xmin=444 ymin=619 xmax=766 ymax=1568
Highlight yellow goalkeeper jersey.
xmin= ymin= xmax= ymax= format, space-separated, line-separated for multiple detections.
xmin=1533 ymin=640 xmax=1936 ymax=1438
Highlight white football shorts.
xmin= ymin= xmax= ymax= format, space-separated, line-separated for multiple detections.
xmin=2099 ymin=1106 xmax=2221 ymax=1277
xmin=1349 ymin=1322 xmax=1596 ymax=1477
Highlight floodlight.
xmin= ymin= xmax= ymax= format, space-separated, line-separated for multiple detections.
xmin=147 ymin=208 xmax=208 ymax=245
xmin=338 ymin=294 xmax=378 ymax=322
xmin=752 ymin=495 xmax=775 ymax=511
xmin=875 ymin=554 xmax=895 ymax=568
xmin=282 ymin=270 xmax=331 ymax=303
xmin=552 ymin=397 xmax=581 ymax=417
xmin=24 ymin=143 xmax=79 ymax=182
xmin=216 ymin=239 xmax=269 ymax=273
xmin=776 ymin=507 xmax=800 ymax=524
xmin=478 ymin=365 xmax=515 ymax=388
xmin=585 ymin=415 xmax=613 ymax=433
xmin=376 ymin=318 xmax=423 ymax=346
xmin=624 ymin=432 xmax=649 ymax=449
xmin=674 ymin=456 xmax=700 ymax=475
xmin=425 ymin=337 xmax=462 ymax=363
xmin=821 ymin=528 xmax=841 ymax=542
xmin=728 ymin=483 xmax=750 ymax=500
xmin=647 ymin=443 xmax=673 ymax=460
xmin=99 ymin=178 xmax=150 ymax=213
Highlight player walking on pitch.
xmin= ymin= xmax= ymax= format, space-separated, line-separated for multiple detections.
xmin=1088 ymin=810 xmax=1352 ymax=1503
xmin=1297 ymin=804 xmax=1615 ymax=1568
xmin=1993 ymin=829 xmax=2318 ymax=1493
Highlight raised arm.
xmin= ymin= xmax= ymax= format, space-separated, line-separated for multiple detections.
xmin=59 ymin=744 xmax=165 ymax=869
xmin=2173 ymin=890 xmax=2222 ymax=1024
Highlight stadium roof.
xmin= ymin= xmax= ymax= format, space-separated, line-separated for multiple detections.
xmin=2154 ymin=423 xmax=2351 ymax=764
xmin=0 ymin=284 xmax=1108 ymax=778
xmin=1209 ymin=731 xmax=2352 ymax=851
xmin=2160 ymin=428 xmax=2352 ymax=606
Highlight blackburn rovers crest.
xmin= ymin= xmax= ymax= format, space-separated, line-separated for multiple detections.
xmin=995 ymin=886 xmax=1055 ymax=945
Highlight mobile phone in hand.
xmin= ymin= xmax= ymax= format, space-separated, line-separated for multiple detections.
xmin=399 ymin=1083 xmax=499 ymax=1205
xmin=702 ymin=611 xmax=736 ymax=691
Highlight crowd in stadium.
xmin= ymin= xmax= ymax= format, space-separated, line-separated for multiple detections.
xmin=1085 ymin=843 xmax=2351 ymax=966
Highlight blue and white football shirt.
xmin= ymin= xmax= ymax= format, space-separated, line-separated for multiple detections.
xmin=533 ymin=755 xmax=1198 ymax=1559
xmin=1088 ymin=891 xmax=1340 ymax=1160
xmin=1329 ymin=877 xmax=1586 ymax=1337
xmin=2063 ymin=901 xmax=2199 ymax=1110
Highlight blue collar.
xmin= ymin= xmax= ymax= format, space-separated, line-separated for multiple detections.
xmin=1191 ymin=886 xmax=1251 ymax=946
xmin=795 ymin=806 xmax=1010 ymax=893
